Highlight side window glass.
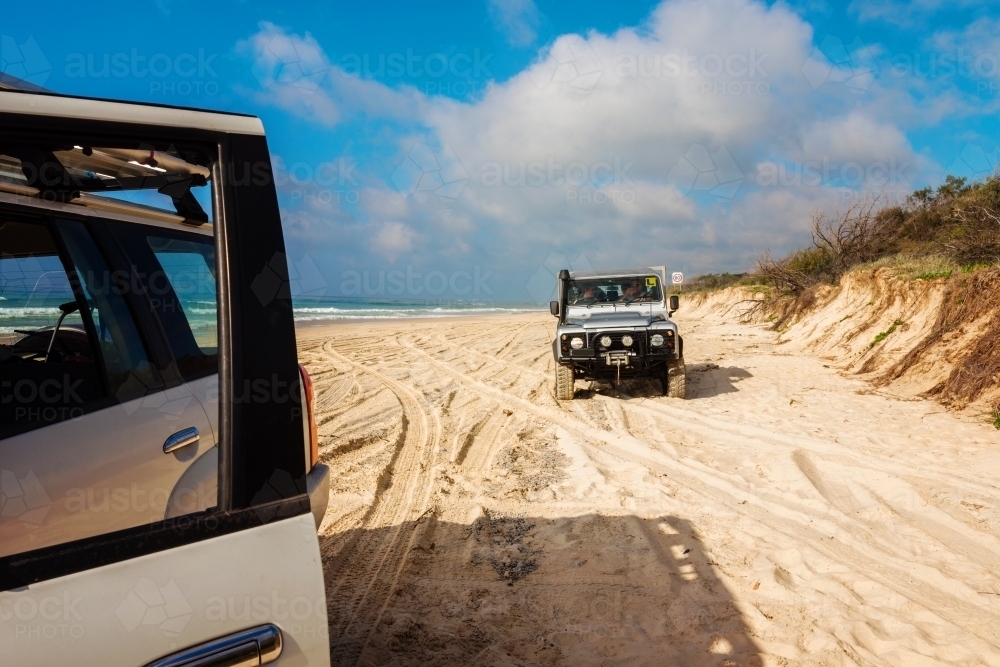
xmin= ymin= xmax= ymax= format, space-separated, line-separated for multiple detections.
xmin=149 ymin=237 xmax=217 ymax=354
xmin=111 ymin=223 xmax=217 ymax=381
xmin=55 ymin=219 xmax=162 ymax=402
xmin=1 ymin=220 xmax=103 ymax=435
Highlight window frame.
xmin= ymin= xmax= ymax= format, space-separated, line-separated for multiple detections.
xmin=0 ymin=112 xmax=309 ymax=592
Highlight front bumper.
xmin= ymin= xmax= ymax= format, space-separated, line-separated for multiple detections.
xmin=561 ymin=354 xmax=673 ymax=381
xmin=553 ymin=330 xmax=681 ymax=381
xmin=306 ymin=462 xmax=331 ymax=530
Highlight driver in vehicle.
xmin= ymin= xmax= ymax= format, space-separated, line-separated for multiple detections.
xmin=619 ymin=278 xmax=646 ymax=301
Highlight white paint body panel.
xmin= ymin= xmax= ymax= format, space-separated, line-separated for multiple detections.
xmin=0 ymin=376 xmax=217 ymax=558
xmin=0 ymin=91 xmax=264 ymax=135
xmin=0 ymin=513 xmax=331 ymax=667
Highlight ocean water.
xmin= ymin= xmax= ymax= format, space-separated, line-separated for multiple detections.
xmin=0 ymin=295 xmax=543 ymax=337
xmin=292 ymin=297 xmax=544 ymax=322
xmin=0 ymin=295 xmax=86 ymax=335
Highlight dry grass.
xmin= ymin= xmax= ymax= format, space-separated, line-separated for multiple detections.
xmin=690 ymin=177 xmax=1000 ymax=405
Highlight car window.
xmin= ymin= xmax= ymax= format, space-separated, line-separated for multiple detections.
xmin=110 ymin=223 xmax=218 ymax=381
xmin=0 ymin=219 xmax=104 ymax=436
xmin=55 ymin=219 xmax=162 ymax=401
xmin=149 ymin=238 xmax=217 ymax=353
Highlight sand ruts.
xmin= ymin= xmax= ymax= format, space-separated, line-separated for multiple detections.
xmin=298 ymin=310 xmax=1000 ymax=667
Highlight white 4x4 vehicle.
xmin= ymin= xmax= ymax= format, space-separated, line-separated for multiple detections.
xmin=550 ymin=268 xmax=686 ymax=399
xmin=0 ymin=87 xmax=331 ymax=666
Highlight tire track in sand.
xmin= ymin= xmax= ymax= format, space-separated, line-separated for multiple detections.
xmin=318 ymin=341 xmax=441 ymax=667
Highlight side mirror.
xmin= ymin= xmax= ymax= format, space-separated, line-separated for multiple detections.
xmin=549 ymin=300 xmax=560 ymax=317
xmin=669 ymin=295 xmax=679 ymax=312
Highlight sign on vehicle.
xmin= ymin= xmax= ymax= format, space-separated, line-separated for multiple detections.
xmin=671 ymin=272 xmax=684 ymax=284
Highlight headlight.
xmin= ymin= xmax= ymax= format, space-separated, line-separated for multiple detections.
xmin=621 ymin=335 xmax=633 ymax=347
xmin=570 ymin=337 xmax=584 ymax=349
xmin=599 ymin=335 xmax=612 ymax=347
xmin=650 ymin=334 xmax=664 ymax=347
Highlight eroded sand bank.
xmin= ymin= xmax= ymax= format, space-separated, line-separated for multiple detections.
xmin=297 ymin=310 xmax=1000 ymax=667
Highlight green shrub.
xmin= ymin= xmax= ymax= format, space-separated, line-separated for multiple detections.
xmin=870 ymin=319 xmax=902 ymax=348
xmin=915 ymin=270 xmax=952 ymax=280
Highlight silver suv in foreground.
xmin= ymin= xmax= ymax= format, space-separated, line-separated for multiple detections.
xmin=1 ymin=87 xmax=330 ymax=666
xmin=549 ymin=268 xmax=686 ymax=399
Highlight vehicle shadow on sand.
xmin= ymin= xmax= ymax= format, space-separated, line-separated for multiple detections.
xmin=580 ymin=364 xmax=752 ymax=401
xmin=685 ymin=365 xmax=753 ymax=399
xmin=322 ymin=513 xmax=763 ymax=667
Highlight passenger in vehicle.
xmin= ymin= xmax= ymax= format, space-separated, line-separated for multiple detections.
xmin=575 ymin=285 xmax=607 ymax=304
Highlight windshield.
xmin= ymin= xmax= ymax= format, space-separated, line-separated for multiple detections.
xmin=567 ymin=275 xmax=663 ymax=305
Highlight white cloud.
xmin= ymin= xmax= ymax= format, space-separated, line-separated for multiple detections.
xmin=849 ymin=0 xmax=979 ymax=26
xmin=370 ymin=222 xmax=416 ymax=262
xmin=929 ymin=16 xmax=1000 ymax=65
xmin=799 ymin=113 xmax=911 ymax=166
xmin=238 ymin=22 xmax=339 ymax=126
xmin=412 ymin=0 xmax=920 ymax=272
xmin=238 ymin=22 xmax=422 ymax=127
xmin=242 ymin=0 xmax=946 ymax=297
xmin=487 ymin=0 xmax=541 ymax=47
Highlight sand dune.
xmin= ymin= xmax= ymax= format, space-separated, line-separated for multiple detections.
xmin=297 ymin=308 xmax=1000 ymax=667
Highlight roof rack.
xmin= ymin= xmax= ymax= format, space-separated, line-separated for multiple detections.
xmin=0 ymin=180 xmax=211 ymax=228
xmin=568 ymin=268 xmax=665 ymax=279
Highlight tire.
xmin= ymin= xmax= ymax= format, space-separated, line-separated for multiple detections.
xmin=555 ymin=363 xmax=575 ymax=400
xmin=666 ymin=357 xmax=686 ymax=399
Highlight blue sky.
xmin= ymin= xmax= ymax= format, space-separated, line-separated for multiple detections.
xmin=4 ymin=0 xmax=999 ymax=302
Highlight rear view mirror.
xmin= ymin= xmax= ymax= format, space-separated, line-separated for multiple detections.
xmin=669 ymin=295 xmax=679 ymax=312
xmin=549 ymin=300 xmax=560 ymax=316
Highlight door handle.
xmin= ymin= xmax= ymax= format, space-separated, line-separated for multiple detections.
xmin=163 ymin=426 xmax=200 ymax=454
xmin=144 ymin=623 xmax=282 ymax=667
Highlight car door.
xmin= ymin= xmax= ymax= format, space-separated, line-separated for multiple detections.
xmin=0 ymin=101 xmax=330 ymax=666
xmin=1 ymin=215 xmax=217 ymax=556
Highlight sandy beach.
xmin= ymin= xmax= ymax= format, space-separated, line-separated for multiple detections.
xmin=297 ymin=307 xmax=1000 ymax=667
